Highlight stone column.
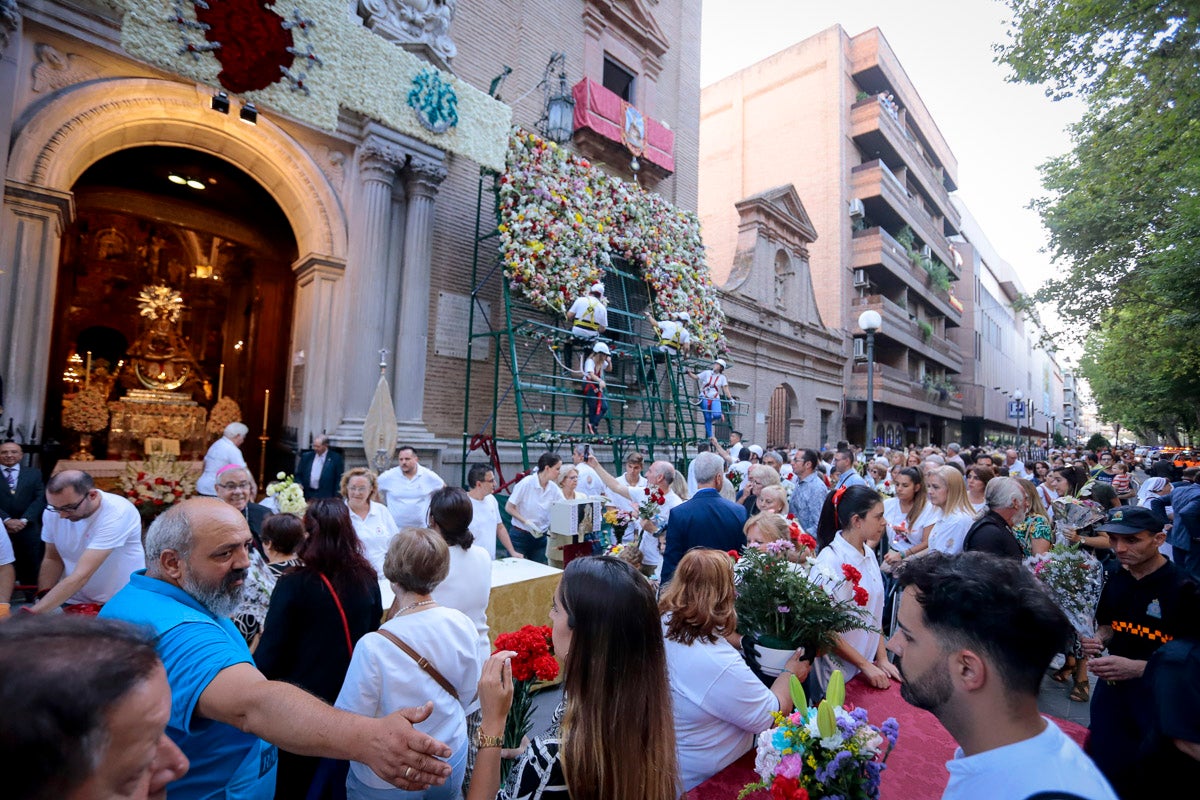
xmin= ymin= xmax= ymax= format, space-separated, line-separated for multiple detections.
xmin=340 ymin=139 xmax=404 ymax=423
xmin=380 ymin=180 xmax=408 ymax=390
xmin=393 ymin=158 xmax=447 ymax=423
xmin=0 ymin=181 xmax=73 ymax=441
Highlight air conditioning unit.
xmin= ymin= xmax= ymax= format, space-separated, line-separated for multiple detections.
xmin=853 ymin=338 xmax=867 ymax=360
xmin=853 ymin=268 xmax=869 ymax=288
xmin=920 ymin=243 xmax=933 ymax=259
xmin=848 ymin=198 xmax=866 ymax=219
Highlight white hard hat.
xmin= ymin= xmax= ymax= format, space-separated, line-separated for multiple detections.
xmin=589 ymin=282 xmax=605 ymax=295
xmin=674 ymin=310 xmax=691 ymax=321
xmin=715 ymin=358 xmax=728 ymax=369
xmin=592 ymin=342 xmax=611 ymax=355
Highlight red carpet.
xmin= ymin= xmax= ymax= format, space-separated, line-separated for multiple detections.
xmin=687 ymin=679 xmax=1090 ymax=799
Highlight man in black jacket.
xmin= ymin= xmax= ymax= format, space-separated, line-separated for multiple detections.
xmin=0 ymin=441 xmax=45 ymax=595
xmin=962 ymin=476 xmax=1025 ymax=559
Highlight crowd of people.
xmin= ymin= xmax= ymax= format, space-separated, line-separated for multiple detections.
xmin=1 ymin=434 xmax=1198 ymax=800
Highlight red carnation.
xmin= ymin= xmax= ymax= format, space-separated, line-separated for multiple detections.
xmin=726 ymin=549 xmax=740 ymax=562
xmin=797 ymin=533 xmax=817 ymax=551
xmin=853 ymin=585 xmax=870 ymax=606
xmin=842 ymin=564 xmax=863 ymax=584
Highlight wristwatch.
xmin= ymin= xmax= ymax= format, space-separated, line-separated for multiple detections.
xmin=473 ymin=730 xmax=504 ymax=749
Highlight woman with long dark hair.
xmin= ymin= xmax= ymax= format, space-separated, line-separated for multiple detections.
xmin=810 ymin=485 xmax=899 ymax=693
xmin=256 ymin=498 xmax=383 ymax=799
xmin=880 ymin=466 xmax=939 ymax=565
xmin=468 ymin=556 xmax=679 ymax=800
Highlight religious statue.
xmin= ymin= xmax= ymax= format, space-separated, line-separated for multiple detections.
xmin=122 ymin=284 xmax=207 ymax=395
xmin=358 ymin=0 xmax=458 ymax=67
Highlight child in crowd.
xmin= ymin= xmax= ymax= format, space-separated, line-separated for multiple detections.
xmin=1110 ymin=461 xmax=1131 ymax=497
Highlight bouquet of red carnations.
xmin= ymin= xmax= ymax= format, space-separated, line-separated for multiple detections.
xmin=492 ymin=625 xmax=559 ymax=778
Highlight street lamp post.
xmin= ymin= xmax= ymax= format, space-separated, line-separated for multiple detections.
xmin=859 ymin=310 xmax=882 ymax=462
xmin=1013 ymin=389 xmax=1024 ymax=457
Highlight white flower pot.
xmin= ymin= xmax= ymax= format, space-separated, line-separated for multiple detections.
xmin=757 ymin=644 xmax=796 ymax=677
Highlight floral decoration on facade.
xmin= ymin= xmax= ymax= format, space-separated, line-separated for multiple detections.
xmin=265 ymin=471 xmax=307 ymax=515
xmin=491 ymin=625 xmax=559 ymax=779
xmin=499 ymin=131 xmax=728 ymax=356
xmin=63 ymin=388 xmax=111 ymax=432
xmin=121 ymin=457 xmax=197 ymax=521
xmin=407 ymin=67 xmax=458 ymax=133
xmin=116 ymin=0 xmax=511 ymax=169
xmin=206 ymin=396 xmax=243 ymax=437
xmin=744 ymin=669 xmax=898 ymax=799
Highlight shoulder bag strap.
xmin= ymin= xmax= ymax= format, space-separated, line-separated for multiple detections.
xmin=318 ymin=573 xmax=354 ymax=657
xmin=375 ymin=628 xmax=460 ymax=700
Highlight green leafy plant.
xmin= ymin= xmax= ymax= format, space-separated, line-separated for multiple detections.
xmin=917 ymin=320 xmax=934 ymax=342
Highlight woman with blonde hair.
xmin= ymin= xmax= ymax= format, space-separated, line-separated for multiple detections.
xmin=755 ymin=484 xmax=789 ymax=517
xmin=341 ymin=466 xmax=398 ymax=576
xmin=744 ymin=512 xmax=812 ymax=565
xmin=740 ymin=463 xmax=780 ymax=517
xmin=898 ymin=466 xmax=977 ymax=557
xmin=468 ymin=556 xmax=678 ymax=800
xmin=659 ymin=549 xmax=809 ymax=790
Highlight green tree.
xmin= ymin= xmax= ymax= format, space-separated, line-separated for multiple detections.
xmin=997 ymin=1 xmax=1200 ymax=436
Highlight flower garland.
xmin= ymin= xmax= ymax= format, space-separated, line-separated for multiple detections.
xmin=499 ymin=131 xmax=727 ymax=356
xmin=121 ymin=457 xmax=197 ymax=519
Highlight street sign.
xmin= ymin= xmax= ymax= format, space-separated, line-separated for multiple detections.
xmin=1007 ymin=400 xmax=1026 ymax=419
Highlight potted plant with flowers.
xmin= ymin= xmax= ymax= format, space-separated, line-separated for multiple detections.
xmin=734 ymin=542 xmax=876 ymax=675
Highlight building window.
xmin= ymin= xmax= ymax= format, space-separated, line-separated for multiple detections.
xmin=820 ymin=409 xmax=831 ymax=448
xmin=603 ymin=55 xmax=636 ymax=102
xmin=975 ymin=331 xmax=982 ymax=361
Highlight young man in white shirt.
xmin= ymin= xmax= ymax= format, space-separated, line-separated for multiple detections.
xmin=465 ymin=463 xmax=520 ymax=559
xmin=887 ymin=551 xmax=1118 ymax=800
xmin=377 ymin=446 xmax=446 ymax=529
xmin=29 ymin=470 xmax=145 ymax=614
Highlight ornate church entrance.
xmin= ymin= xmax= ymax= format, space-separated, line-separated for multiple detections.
xmin=46 ymin=145 xmax=297 ymax=477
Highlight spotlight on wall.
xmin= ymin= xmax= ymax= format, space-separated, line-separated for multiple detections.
xmin=211 ymin=91 xmax=230 ymax=114
xmin=168 ymin=173 xmax=206 ymax=190
xmin=239 ymin=101 xmax=258 ymax=125
xmin=168 ymin=174 xmax=187 ymax=185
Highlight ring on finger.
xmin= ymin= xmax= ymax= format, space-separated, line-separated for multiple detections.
xmin=404 ymin=767 xmax=413 ymax=780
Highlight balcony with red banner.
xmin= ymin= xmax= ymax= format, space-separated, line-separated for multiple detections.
xmin=571 ymin=78 xmax=675 ymax=180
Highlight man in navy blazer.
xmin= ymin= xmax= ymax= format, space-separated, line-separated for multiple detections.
xmin=296 ymin=435 xmax=344 ymax=500
xmin=0 ymin=441 xmax=46 ymax=594
xmin=662 ymin=451 xmax=747 ymax=584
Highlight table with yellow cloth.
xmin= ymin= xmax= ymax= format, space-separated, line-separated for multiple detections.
xmin=379 ymin=558 xmax=562 ymax=648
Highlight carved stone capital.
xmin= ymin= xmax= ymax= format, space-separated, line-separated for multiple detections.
xmin=405 ymin=159 xmax=447 ymax=197
xmin=358 ymin=139 xmax=405 ymax=185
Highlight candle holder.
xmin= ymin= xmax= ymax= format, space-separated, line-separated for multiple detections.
xmin=257 ymin=433 xmax=270 ymax=492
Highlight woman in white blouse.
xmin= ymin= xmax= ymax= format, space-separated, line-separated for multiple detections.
xmin=660 ymin=549 xmax=808 ymax=791
xmin=504 ymin=452 xmax=564 ymax=564
xmin=901 ymin=466 xmax=978 ymax=558
xmin=336 ymin=527 xmax=481 ymax=800
xmin=881 ymin=466 xmax=941 ymax=567
xmin=341 ymin=467 xmax=398 ymax=576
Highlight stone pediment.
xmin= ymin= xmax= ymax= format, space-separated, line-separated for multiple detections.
xmin=734 ymin=184 xmax=818 ymax=247
xmin=584 ymin=0 xmax=670 ymax=59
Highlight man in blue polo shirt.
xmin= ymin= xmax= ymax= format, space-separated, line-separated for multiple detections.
xmin=101 ymin=498 xmax=452 ymax=799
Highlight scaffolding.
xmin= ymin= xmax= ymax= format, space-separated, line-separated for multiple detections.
xmin=461 ymin=169 xmax=742 ymax=486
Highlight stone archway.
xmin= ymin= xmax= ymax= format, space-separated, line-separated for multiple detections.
xmin=2 ymin=77 xmax=348 ymax=442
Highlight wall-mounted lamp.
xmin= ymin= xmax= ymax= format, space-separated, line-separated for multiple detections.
xmin=538 ymin=53 xmax=575 ymax=144
xmin=240 ymin=101 xmax=258 ymax=125
xmin=211 ymin=91 xmax=230 ymax=114
xmin=168 ymin=174 xmax=206 ymax=190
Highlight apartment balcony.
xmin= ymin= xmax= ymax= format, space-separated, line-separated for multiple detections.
xmin=851 ymin=294 xmax=964 ymax=374
xmin=850 ymin=96 xmax=959 ymax=233
xmin=851 ymin=227 xmax=965 ymax=323
xmin=848 ymin=362 xmax=963 ymax=419
xmin=851 ymin=160 xmax=958 ymax=277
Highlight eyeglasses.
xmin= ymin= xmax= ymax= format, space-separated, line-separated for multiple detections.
xmin=47 ymin=495 xmax=89 ymax=513
xmin=217 ymin=481 xmax=252 ymax=491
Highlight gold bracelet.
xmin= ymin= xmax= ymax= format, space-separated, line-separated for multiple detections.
xmin=473 ymin=730 xmax=504 ymax=749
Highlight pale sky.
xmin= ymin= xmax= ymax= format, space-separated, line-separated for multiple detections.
xmin=699 ymin=0 xmax=1085 ymax=296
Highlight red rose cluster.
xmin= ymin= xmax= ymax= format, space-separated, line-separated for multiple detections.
xmin=493 ymin=625 xmax=559 ymax=683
